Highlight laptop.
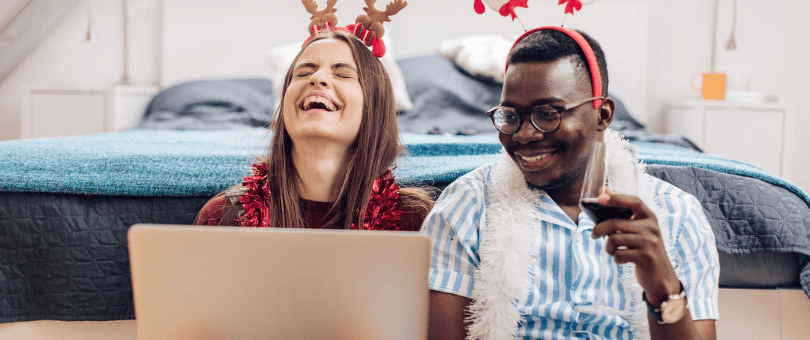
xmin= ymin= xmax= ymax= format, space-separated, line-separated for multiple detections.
xmin=127 ymin=224 xmax=430 ymax=340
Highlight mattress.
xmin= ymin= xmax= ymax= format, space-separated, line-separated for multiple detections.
xmin=1 ymin=129 xmax=808 ymax=323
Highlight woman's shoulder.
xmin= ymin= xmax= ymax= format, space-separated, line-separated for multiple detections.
xmin=397 ymin=187 xmax=436 ymax=232
xmin=195 ymin=195 xmax=232 ymax=226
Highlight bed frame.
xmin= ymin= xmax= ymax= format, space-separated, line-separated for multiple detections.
xmin=0 ymin=288 xmax=807 ymax=339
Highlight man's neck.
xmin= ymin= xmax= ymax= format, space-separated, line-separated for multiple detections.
xmin=546 ymin=187 xmax=584 ymax=224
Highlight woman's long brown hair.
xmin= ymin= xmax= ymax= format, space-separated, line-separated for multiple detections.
xmin=197 ymin=30 xmax=433 ymax=228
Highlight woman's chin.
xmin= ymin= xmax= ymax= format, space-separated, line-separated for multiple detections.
xmin=289 ymin=129 xmax=356 ymax=145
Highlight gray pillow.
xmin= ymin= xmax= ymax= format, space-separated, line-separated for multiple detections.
xmin=138 ymin=78 xmax=274 ymax=130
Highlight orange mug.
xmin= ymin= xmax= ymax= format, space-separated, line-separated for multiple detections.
xmin=690 ymin=72 xmax=726 ymax=100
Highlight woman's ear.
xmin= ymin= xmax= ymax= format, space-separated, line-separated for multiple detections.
xmin=596 ymin=97 xmax=615 ymax=131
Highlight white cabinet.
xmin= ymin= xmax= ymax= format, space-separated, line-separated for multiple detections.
xmin=664 ymin=100 xmax=794 ymax=179
xmin=21 ymin=84 xmax=159 ymax=139
xmin=716 ymin=288 xmax=810 ymax=340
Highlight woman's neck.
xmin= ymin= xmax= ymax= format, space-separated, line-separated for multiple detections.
xmin=291 ymin=141 xmax=350 ymax=202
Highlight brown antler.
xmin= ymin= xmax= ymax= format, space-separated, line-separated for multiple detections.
xmin=355 ymin=0 xmax=407 ymax=38
xmin=325 ymin=0 xmax=338 ymax=12
xmin=382 ymin=0 xmax=407 ymax=22
xmin=302 ymin=0 xmax=318 ymax=15
xmin=302 ymin=0 xmax=339 ymax=30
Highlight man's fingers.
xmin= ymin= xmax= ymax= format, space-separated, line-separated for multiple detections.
xmin=610 ymin=249 xmax=648 ymax=265
xmin=597 ymin=191 xmax=654 ymax=220
xmin=591 ymin=218 xmax=655 ymax=239
xmin=603 ymin=232 xmax=656 ymax=255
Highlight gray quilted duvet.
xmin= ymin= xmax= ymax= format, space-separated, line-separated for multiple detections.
xmin=647 ymin=165 xmax=810 ymax=291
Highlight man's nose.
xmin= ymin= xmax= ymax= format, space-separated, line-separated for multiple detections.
xmin=511 ymin=119 xmax=544 ymax=144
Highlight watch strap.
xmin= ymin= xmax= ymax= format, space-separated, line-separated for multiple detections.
xmin=643 ymin=291 xmax=665 ymax=323
xmin=643 ymin=281 xmax=686 ymax=324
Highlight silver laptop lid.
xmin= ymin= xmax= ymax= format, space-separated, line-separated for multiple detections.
xmin=128 ymin=224 xmax=430 ymax=340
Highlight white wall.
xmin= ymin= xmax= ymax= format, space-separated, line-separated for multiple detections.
xmin=0 ymin=0 xmax=29 ymax=29
xmin=645 ymin=0 xmax=810 ymax=193
xmin=0 ymin=0 xmax=808 ymax=193
xmin=0 ymin=0 xmax=159 ymax=141
xmin=645 ymin=0 xmax=715 ymax=132
xmin=388 ymin=0 xmax=650 ymax=125
xmin=160 ymin=0 xmax=649 ymax=124
xmin=0 ymin=0 xmax=650 ymax=141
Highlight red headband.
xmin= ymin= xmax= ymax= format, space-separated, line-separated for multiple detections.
xmin=304 ymin=22 xmax=387 ymax=58
xmin=506 ymin=26 xmax=603 ymax=109
xmin=301 ymin=0 xmax=408 ymax=59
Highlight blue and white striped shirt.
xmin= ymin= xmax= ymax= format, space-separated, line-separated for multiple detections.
xmin=424 ymin=163 xmax=719 ymax=340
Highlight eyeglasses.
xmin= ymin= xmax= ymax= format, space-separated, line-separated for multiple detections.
xmin=486 ymin=96 xmax=604 ymax=135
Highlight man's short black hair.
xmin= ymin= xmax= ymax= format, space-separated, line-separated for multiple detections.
xmin=508 ymin=29 xmax=608 ymax=97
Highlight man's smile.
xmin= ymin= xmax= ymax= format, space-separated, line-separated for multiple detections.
xmin=510 ymin=144 xmax=562 ymax=170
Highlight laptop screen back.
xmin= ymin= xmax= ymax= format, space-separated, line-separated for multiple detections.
xmin=128 ymin=224 xmax=430 ymax=340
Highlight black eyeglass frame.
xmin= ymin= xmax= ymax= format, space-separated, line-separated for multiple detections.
xmin=486 ymin=96 xmax=605 ymax=135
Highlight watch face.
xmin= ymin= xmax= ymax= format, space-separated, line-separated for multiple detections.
xmin=661 ymin=298 xmax=687 ymax=323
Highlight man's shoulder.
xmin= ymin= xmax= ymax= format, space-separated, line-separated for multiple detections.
xmin=644 ymin=173 xmax=698 ymax=203
xmin=643 ymin=173 xmax=710 ymax=232
xmin=446 ymin=162 xmax=498 ymax=189
xmin=431 ymin=162 xmax=499 ymax=211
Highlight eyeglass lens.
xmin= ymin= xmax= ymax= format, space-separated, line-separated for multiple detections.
xmin=492 ymin=106 xmax=560 ymax=134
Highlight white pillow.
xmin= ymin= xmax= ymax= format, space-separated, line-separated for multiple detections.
xmin=436 ymin=34 xmax=518 ymax=84
xmin=267 ymin=34 xmax=413 ymax=113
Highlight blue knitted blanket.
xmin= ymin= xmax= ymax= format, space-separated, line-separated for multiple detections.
xmin=0 ymin=129 xmax=501 ymax=196
xmin=0 ymin=129 xmax=806 ymax=206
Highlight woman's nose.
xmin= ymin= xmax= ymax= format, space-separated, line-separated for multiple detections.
xmin=308 ymin=70 xmax=329 ymax=87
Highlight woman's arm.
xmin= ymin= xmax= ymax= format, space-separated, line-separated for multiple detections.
xmin=194 ymin=195 xmax=229 ymax=225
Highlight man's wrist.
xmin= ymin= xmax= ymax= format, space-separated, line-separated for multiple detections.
xmin=643 ymin=275 xmax=682 ymax=307
xmin=644 ymin=280 xmax=688 ymax=324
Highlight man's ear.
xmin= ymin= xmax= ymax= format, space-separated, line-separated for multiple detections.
xmin=596 ymin=97 xmax=615 ymax=132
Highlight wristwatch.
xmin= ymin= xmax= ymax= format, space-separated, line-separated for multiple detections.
xmin=643 ymin=281 xmax=688 ymax=324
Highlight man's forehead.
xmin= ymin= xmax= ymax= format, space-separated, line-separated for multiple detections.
xmin=502 ymin=59 xmax=592 ymax=103
xmin=505 ymin=57 xmax=589 ymax=80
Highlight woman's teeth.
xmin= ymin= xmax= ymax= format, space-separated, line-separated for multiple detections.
xmin=303 ymin=96 xmax=337 ymax=111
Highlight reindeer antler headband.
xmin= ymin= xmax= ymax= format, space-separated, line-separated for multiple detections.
xmin=473 ymin=0 xmax=596 ymax=23
xmin=473 ymin=0 xmax=602 ymax=109
xmin=302 ymin=0 xmax=407 ymax=58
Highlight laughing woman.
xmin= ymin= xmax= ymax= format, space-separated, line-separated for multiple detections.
xmin=195 ymin=29 xmax=433 ymax=231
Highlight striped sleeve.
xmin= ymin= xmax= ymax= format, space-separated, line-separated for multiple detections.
xmin=422 ymin=168 xmax=489 ymax=299
xmin=655 ymin=179 xmax=720 ymax=320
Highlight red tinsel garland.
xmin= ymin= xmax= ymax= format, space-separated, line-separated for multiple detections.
xmin=235 ymin=163 xmax=402 ymax=230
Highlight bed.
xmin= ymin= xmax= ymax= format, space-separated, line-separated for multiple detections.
xmin=1 ymin=54 xmax=809 ymax=337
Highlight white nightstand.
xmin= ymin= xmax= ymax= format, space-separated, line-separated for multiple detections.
xmin=664 ymin=99 xmax=794 ymax=179
xmin=20 ymin=84 xmax=159 ymax=139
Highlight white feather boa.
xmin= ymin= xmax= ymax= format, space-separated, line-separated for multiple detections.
xmin=466 ymin=129 xmax=673 ymax=340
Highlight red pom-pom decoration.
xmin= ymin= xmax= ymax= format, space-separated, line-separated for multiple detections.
xmin=372 ymin=39 xmax=386 ymax=58
xmin=474 ymin=0 xmax=486 ymax=14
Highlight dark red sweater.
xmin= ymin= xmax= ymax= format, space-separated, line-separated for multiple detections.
xmin=196 ymin=195 xmax=426 ymax=231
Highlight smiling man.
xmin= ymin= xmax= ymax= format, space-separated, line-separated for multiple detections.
xmin=423 ymin=28 xmax=720 ymax=340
